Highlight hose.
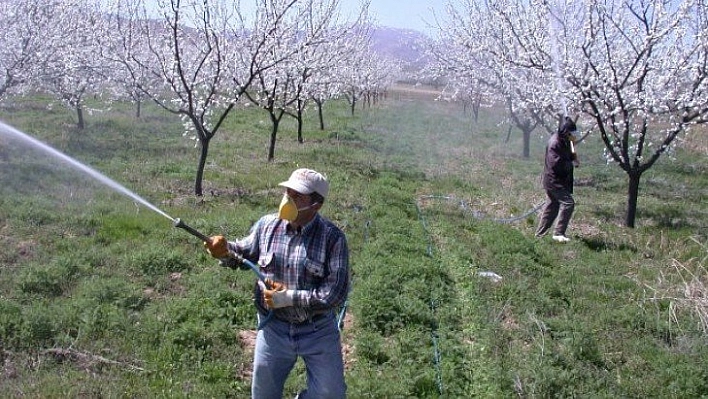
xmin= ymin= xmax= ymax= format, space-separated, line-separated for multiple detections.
xmin=413 ymin=195 xmax=542 ymax=395
xmin=417 ymin=195 xmax=544 ymax=224
xmin=173 ymin=218 xmax=273 ymax=329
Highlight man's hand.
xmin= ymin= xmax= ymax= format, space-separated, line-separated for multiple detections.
xmin=260 ymin=279 xmax=294 ymax=309
xmin=204 ymin=235 xmax=229 ymax=258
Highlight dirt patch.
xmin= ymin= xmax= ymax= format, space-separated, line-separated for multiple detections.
xmin=2 ymin=350 xmax=19 ymax=380
xmin=499 ymin=305 xmax=519 ymax=331
xmin=340 ymin=312 xmax=356 ymax=371
xmin=390 ymin=84 xmax=444 ymax=101
xmin=141 ymin=272 xmax=186 ymax=299
xmin=573 ymin=221 xmax=601 ymax=237
xmin=39 ymin=348 xmax=144 ymax=373
xmin=237 ymin=330 xmax=257 ymax=380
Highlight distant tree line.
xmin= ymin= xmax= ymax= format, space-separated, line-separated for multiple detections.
xmin=0 ymin=0 xmax=401 ymax=195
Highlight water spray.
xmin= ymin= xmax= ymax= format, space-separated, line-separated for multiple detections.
xmin=1 ymin=120 xmax=174 ymax=221
xmin=1 ymin=120 xmax=273 ymax=327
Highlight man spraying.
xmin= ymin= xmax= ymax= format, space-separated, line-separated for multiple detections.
xmin=204 ymin=168 xmax=349 ymax=399
xmin=535 ymin=117 xmax=580 ymax=242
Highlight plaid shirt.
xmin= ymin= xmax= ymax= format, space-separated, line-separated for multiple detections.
xmin=230 ymin=213 xmax=350 ymax=324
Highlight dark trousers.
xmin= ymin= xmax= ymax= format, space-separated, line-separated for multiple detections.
xmin=535 ymin=188 xmax=575 ymax=237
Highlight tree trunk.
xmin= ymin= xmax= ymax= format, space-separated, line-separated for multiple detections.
xmin=522 ymin=128 xmax=531 ymax=159
xmin=625 ymin=172 xmax=641 ymax=228
xmin=317 ymin=100 xmax=325 ymax=130
xmin=76 ymin=105 xmax=84 ymax=130
xmin=472 ymin=98 xmax=480 ymax=123
xmin=135 ymin=101 xmax=142 ymax=119
xmin=268 ymin=119 xmax=279 ymax=161
xmin=190 ymin=103 xmax=233 ymax=196
xmin=297 ymin=109 xmax=304 ymax=143
xmin=195 ymin=138 xmax=209 ymax=196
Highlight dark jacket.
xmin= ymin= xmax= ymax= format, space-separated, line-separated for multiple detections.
xmin=542 ymin=130 xmax=574 ymax=193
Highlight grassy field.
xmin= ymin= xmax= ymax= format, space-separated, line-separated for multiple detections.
xmin=0 ymin=89 xmax=707 ymax=398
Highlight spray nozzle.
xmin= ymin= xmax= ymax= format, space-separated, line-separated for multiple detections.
xmin=173 ymin=218 xmax=209 ymax=242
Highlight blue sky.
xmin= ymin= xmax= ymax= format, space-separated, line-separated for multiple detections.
xmin=339 ymin=0 xmax=450 ymax=32
xmin=142 ymin=0 xmax=450 ymax=33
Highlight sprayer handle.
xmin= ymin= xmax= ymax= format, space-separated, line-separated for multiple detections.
xmin=230 ymin=253 xmax=268 ymax=282
xmin=217 ymin=251 xmax=256 ymax=274
xmin=219 ymin=257 xmax=246 ymax=270
xmin=173 ymin=218 xmax=210 ymax=242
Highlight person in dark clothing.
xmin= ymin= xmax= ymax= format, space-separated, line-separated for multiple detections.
xmin=535 ymin=117 xmax=579 ymax=242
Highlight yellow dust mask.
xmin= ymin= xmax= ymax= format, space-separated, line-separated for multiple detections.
xmin=278 ymin=194 xmax=298 ymax=222
xmin=278 ymin=194 xmax=318 ymax=222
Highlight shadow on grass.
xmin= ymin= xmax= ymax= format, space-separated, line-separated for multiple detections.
xmin=579 ymin=236 xmax=637 ymax=252
xmin=641 ymin=206 xmax=699 ymax=229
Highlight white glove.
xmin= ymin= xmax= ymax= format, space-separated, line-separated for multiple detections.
xmin=259 ymin=279 xmax=295 ymax=309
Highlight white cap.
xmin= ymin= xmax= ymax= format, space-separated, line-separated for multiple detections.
xmin=278 ymin=168 xmax=329 ymax=198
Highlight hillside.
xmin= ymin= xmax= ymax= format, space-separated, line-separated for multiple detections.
xmin=370 ymin=26 xmax=429 ymax=65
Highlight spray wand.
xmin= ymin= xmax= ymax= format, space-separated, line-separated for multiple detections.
xmin=173 ymin=218 xmax=273 ymax=328
xmin=173 ymin=218 xmax=265 ymax=280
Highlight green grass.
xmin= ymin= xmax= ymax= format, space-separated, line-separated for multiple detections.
xmin=0 ymin=91 xmax=707 ymax=397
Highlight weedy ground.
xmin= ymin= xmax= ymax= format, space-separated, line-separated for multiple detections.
xmin=0 ymin=89 xmax=706 ymax=397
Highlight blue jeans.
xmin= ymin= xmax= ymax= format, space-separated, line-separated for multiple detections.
xmin=252 ymin=312 xmax=346 ymax=399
